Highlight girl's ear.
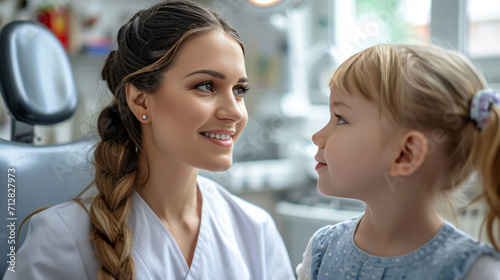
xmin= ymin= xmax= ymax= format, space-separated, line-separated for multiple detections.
xmin=390 ymin=131 xmax=428 ymax=177
xmin=126 ymin=83 xmax=150 ymax=123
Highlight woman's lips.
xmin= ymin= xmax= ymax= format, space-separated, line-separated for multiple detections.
xmin=200 ymin=130 xmax=235 ymax=148
xmin=202 ymin=135 xmax=233 ymax=147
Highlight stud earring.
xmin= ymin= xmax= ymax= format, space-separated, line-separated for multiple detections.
xmin=142 ymin=114 xmax=147 ymax=120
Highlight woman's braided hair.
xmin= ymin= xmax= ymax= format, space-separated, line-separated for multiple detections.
xmin=88 ymin=1 xmax=243 ymax=278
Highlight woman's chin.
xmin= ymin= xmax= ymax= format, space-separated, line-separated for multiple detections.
xmin=199 ymin=158 xmax=233 ymax=172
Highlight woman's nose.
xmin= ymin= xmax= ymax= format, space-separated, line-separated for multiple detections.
xmin=216 ymin=91 xmax=245 ymax=123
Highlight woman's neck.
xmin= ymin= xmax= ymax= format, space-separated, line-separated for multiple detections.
xmin=136 ymin=150 xmax=201 ymax=224
xmin=353 ymin=193 xmax=443 ymax=257
xmin=136 ymin=149 xmax=202 ymax=268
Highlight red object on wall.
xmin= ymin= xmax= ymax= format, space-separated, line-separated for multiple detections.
xmin=36 ymin=7 xmax=69 ymax=50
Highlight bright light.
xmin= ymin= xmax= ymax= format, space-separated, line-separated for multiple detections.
xmin=247 ymin=0 xmax=284 ymax=7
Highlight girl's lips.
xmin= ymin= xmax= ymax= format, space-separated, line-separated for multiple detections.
xmin=315 ymin=162 xmax=327 ymax=170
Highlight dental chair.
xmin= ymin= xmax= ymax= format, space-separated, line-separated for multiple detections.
xmin=0 ymin=21 xmax=96 ymax=273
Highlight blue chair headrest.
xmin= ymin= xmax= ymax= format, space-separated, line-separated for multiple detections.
xmin=0 ymin=21 xmax=77 ymax=125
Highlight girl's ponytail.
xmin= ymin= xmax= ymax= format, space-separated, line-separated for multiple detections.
xmin=474 ymin=105 xmax=500 ymax=250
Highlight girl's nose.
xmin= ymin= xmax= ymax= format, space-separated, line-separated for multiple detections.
xmin=312 ymin=127 xmax=326 ymax=148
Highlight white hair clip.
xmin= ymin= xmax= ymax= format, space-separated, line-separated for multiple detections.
xmin=470 ymin=88 xmax=500 ymax=130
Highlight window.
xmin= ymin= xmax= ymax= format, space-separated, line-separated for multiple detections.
xmin=468 ymin=0 xmax=500 ymax=57
xmin=431 ymin=0 xmax=500 ymax=85
xmin=305 ymin=0 xmax=432 ymax=105
xmin=333 ymin=0 xmax=500 ymax=85
xmin=332 ymin=0 xmax=431 ymax=61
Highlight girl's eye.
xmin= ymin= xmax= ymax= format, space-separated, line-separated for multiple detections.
xmin=334 ymin=114 xmax=347 ymax=125
xmin=195 ymin=81 xmax=215 ymax=93
xmin=233 ymin=85 xmax=250 ymax=97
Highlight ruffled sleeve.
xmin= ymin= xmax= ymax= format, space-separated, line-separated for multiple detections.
xmin=462 ymin=255 xmax=500 ymax=280
xmin=296 ymin=234 xmax=313 ymax=280
xmin=440 ymin=233 xmax=500 ymax=280
xmin=296 ymin=225 xmax=332 ymax=280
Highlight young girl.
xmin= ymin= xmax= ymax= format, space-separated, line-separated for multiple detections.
xmin=296 ymin=44 xmax=500 ymax=280
xmin=3 ymin=1 xmax=294 ymax=279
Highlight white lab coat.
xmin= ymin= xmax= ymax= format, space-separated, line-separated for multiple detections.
xmin=3 ymin=176 xmax=294 ymax=280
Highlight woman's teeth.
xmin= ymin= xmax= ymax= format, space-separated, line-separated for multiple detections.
xmin=202 ymin=132 xmax=231 ymax=140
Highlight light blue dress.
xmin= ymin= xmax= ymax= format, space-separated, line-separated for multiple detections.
xmin=301 ymin=214 xmax=500 ymax=280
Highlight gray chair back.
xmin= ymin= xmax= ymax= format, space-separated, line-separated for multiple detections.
xmin=0 ymin=21 xmax=96 ymax=273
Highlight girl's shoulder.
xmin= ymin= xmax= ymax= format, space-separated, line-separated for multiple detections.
xmin=310 ymin=214 xmax=361 ymax=250
xmin=296 ymin=215 xmax=361 ymax=280
xmin=437 ymin=221 xmax=500 ymax=279
xmin=439 ymin=220 xmax=500 ymax=258
xmin=308 ymin=215 xmax=361 ymax=278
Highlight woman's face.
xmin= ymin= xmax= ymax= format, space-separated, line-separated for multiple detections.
xmin=144 ymin=30 xmax=248 ymax=172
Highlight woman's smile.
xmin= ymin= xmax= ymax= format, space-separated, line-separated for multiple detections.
xmin=200 ymin=129 xmax=236 ymax=147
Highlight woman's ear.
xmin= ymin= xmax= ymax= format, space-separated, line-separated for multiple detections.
xmin=390 ymin=131 xmax=428 ymax=177
xmin=126 ymin=83 xmax=150 ymax=123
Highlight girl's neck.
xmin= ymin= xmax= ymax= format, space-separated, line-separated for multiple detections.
xmin=354 ymin=195 xmax=443 ymax=257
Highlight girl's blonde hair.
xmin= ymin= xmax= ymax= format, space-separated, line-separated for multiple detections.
xmin=330 ymin=44 xmax=500 ymax=249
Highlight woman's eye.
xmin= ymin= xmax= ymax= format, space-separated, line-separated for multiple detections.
xmin=334 ymin=114 xmax=347 ymax=125
xmin=233 ymin=85 xmax=250 ymax=97
xmin=195 ymin=82 xmax=215 ymax=93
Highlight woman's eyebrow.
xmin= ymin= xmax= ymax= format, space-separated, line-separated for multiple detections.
xmin=186 ymin=69 xmax=248 ymax=83
xmin=186 ymin=69 xmax=226 ymax=79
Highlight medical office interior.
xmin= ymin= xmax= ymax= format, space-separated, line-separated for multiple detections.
xmin=0 ymin=0 xmax=499 ymax=270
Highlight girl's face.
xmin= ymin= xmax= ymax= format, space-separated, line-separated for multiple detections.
xmin=312 ymin=87 xmax=399 ymax=200
xmin=144 ymin=30 xmax=248 ymax=172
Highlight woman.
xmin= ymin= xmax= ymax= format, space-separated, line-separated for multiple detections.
xmin=4 ymin=1 xmax=294 ymax=279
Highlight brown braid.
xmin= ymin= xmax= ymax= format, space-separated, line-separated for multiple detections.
xmin=83 ymin=1 xmax=244 ymax=279
xmin=90 ymin=102 xmax=138 ymax=279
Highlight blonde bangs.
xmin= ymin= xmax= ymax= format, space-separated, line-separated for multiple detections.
xmin=329 ymin=45 xmax=406 ymax=128
xmin=329 ymin=49 xmax=378 ymax=103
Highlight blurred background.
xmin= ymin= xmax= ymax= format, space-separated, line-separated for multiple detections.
xmin=0 ymin=0 xmax=499 ymax=268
